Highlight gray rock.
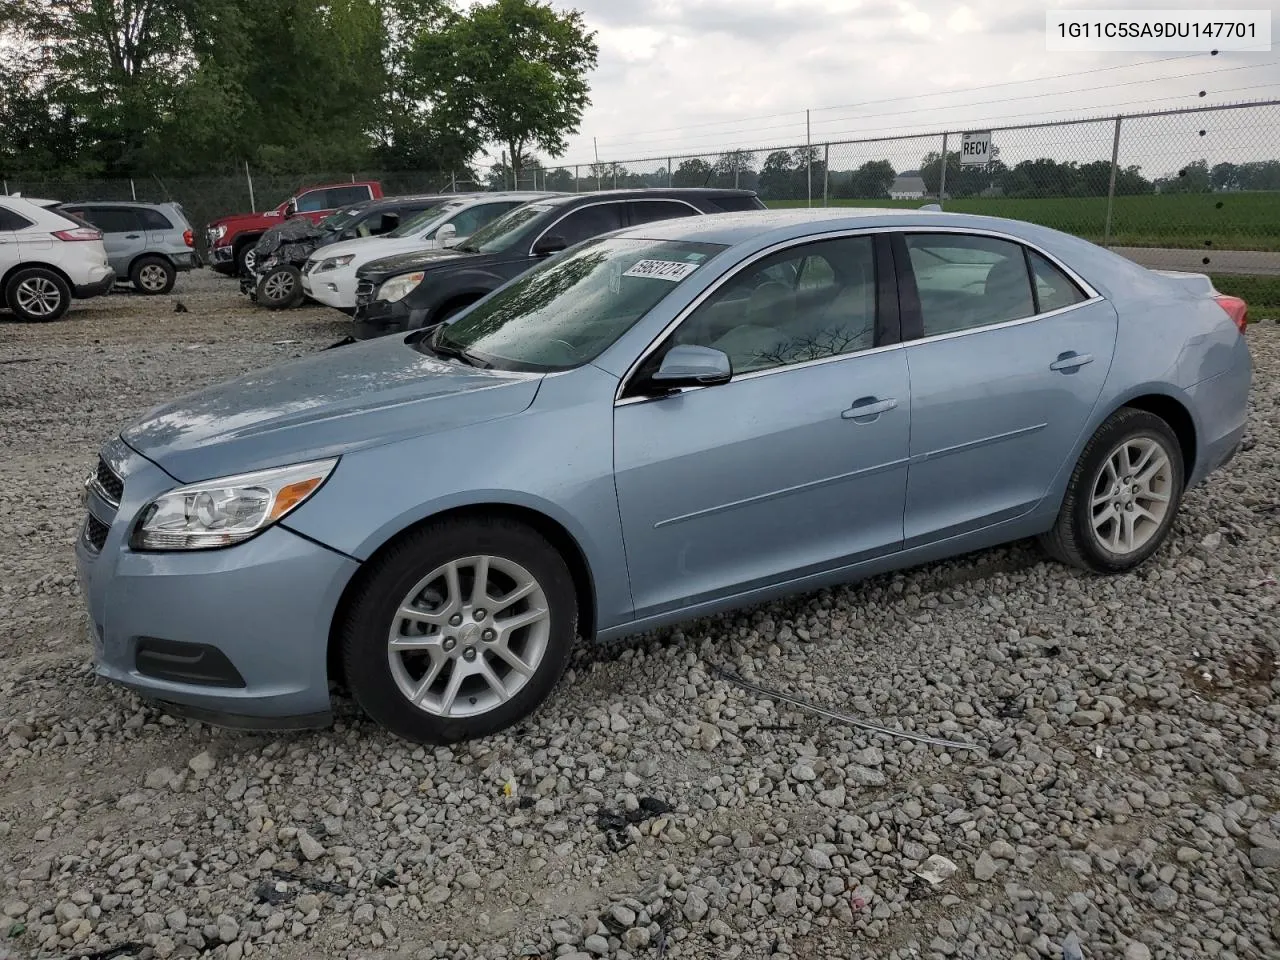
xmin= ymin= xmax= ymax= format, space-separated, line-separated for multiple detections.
xmin=774 ymin=890 xmax=799 ymax=917
xmin=803 ymin=847 xmax=833 ymax=870
xmin=297 ymin=830 xmax=326 ymax=861
xmin=1249 ymin=846 xmax=1280 ymax=868
xmin=683 ymin=890 xmax=708 ymax=922
xmin=583 ymin=934 xmax=609 ymax=955
xmin=1125 ymin=943 xmax=1153 ymax=960
xmin=188 ymin=751 xmax=216 ymax=775
xmin=973 ymin=851 xmax=999 ymax=881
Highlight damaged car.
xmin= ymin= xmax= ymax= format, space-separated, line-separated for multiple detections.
xmin=246 ymin=195 xmax=466 ymax=310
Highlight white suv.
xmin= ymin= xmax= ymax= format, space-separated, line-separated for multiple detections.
xmin=0 ymin=196 xmax=115 ymax=321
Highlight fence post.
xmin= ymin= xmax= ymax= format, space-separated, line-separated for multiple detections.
xmin=612 ymin=163 xmax=618 ymax=190
xmin=823 ymin=144 xmax=830 ymax=206
xmin=806 ymin=109 xmax=812 ymax=207
xmin=938 ymin=133 xmax=949 ymax=209
xmin=1103 ymin=116 xmax=1123 ymax=247
xmin=130 ymin=179 xmax=137 ymax=201
xmin=575 ymin=165 xmax=580 ymax=192
xmin=667 ymin=159 xmax=672 ymax=188
xmin=2 ymin=180 xmax=7 ymax=196
xmin=451 ymin=171 xmax=457 ymax=193
xmin=245 ymin=161 xmax=256 ymax=213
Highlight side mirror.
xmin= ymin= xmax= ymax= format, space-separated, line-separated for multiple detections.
xmin=436 ymin=222 xmax=458 ymax=247
xmin=647 ymin=345 xmax=732 ymax=390
xmin=284 ymin=199 xmax=298 ymax=218
xmin=532 ymin=234 xmax=567 ymax=257
xmin=378 ymin=212 xmax=399 ymax=234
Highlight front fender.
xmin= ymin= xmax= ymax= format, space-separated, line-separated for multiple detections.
xmin=281 ymin=364 xmax=634 ymax=631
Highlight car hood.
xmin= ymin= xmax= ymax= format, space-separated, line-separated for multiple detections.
xmin=356 ymin=246 xmax=487 ymax=284
xmin=121 ymin=337 xmax=543 ymax=482
xmin=208 ymin=210 xmax=283 ymax=230
xmin=309 ymin=235 xmax=436 ymax=266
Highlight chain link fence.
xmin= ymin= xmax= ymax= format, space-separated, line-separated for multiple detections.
xmin=3 ymin=100 xmax=1277 ymax=300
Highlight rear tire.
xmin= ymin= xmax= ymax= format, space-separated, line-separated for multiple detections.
xmin=5 ymin=267 xmax=70 ymax=322
xmin=130 ymin=256 xmax=176 ymax=295
xmin=1040 ymin=407 xmax=1184 ymax=573
xmin=256 ymin=265 xmax=304 ymax=310
xmin=341 ymin=517 xmax=578 ymax=744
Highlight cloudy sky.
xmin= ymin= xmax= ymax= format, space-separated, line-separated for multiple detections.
xmin=544 ymin=0 xmax=1280 ymax=170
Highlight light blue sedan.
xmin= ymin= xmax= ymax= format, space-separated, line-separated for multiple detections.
xmin=75 ymin=209 xmax=1253 ymax=743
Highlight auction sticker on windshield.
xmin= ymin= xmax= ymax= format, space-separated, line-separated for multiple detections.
xmin=623 ymin=259 xmax=701 ymax=281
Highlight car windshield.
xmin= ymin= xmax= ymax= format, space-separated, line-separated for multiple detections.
xmin=456 ymin=201 xmax=561 ymax=254
xmin=321 ymin=206 xmax=366 ymax=232
xmin=386 ymin=201 xmax=457 ymax=239
xmin=425 ymin=238 xmax=726 ymax=372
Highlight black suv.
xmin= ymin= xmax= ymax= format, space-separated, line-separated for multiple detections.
xmin=352 ymin=188 xmax=766 ymax=339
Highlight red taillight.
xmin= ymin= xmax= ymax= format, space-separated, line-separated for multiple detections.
xmin=53 ymin=227 xmax=102 ymax=242
xmin=1214 ymin=294 xmax=1248 ymax=334
xmin=183 ymin=229 xmax=194 ymax=248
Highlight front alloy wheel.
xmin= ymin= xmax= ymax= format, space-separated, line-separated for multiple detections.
xmin=388 ymin=555 xmax=551 ymax=717
xmin=342 ymin=517 xmax=578 ymax=744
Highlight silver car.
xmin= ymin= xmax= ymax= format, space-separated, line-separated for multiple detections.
xmin=58 ymin=201 xmax=197 ymax=295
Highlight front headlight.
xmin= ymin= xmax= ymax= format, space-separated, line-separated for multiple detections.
xmin=377 ymin=271 xmax=425 ymax=303
xmin=316 ymin=255 xmax=355 ymax=273
xmin=131 ymin=458 xmax=338 ymax=551
xmin=213 ymin=225 xmax=227 ymax=241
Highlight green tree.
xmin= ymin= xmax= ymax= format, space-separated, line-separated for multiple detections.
xmin=415 ymin=0 xmax=597 ymax=185
xmin=672 ymin=158 xmax=712 ymax=187
xmin=839 ymin=160 xmax=896 ymax=199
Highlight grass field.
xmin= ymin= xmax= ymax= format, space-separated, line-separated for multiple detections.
xmin=766 ymin=191 xmax=1280 ymax=251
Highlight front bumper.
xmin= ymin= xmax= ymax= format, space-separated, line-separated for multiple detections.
xmin=74 ymin=439 xmax=359 ymax=726
xmin=353 ymin=296 xmax=413 ymax=340
xmin=74 ymin=269 xmax=116 ymax=299
xmin=210 ymin=244 xmax=234 ymax=265
xmin=303 ymin=270 xmax=358 ymax=312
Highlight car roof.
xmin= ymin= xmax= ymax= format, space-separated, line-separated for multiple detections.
xmin=554 ymin=187 xmax=758 ymax=204
xmin=611 ymin=206 xmax=1049 ymax=246
xmin=58 ymin=199 xmax=176 ymax=209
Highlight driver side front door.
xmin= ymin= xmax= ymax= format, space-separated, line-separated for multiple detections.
xmin=613 ymin=233 xmax=910 ymax=622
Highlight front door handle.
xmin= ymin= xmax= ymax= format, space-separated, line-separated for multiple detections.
xmin=842 ymin=396 xmax=898 ymax=421
xmin=1050 ymin=351 xmax=1093 ymax=373
xmin=124 ymin=233 xmax=141 ymax=239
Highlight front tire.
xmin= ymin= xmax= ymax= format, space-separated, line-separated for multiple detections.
xmin=256 ymin=265 xmax=303 ymax=310
xmin=130 ymin=256 xmax=176 ymax=295
xmin=341 ymin=517 xmax=578 ymax=744
xmin=1040 ymin=407 xmax=1184 ymax=573
xmin=235 ymin=242 xmax=259 ymax=277
xmin=5 ymin=267 xmax=70 ymax=322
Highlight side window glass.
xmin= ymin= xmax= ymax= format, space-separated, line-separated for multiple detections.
xmin=673 ymin=236 xmax=877 ymax=375
xmin=84 ymin=207 xmax=142 ymax=233
xmin=294 ymin=190 xmax=328 ymax=213
xmin=325 ymin=186 xmax=373 ymax=208
xmin=551 ymin=204 xmax=625 ymax=247
xmin=905 ymin=234 xmax=1034 ymax=335
xmin=628 ymin=200 xmax=698 ymax=226
xmin=450 ymin=203 xmax=500 ymax=236
xmin=138 ymin=208 xmax=173 ymax=230
xmin=1028 ymin=250 xmax=1087 ymax=312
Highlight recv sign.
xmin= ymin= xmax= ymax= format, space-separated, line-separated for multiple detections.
xmin=960 ymin=131 xmax=992 ymax=166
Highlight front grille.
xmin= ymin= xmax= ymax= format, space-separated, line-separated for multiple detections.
xmin=95 ymin=458 xmax=123 ymax=505
xmin=355 ymin=279 xmax=375 ymax=303
xmin=84 ymin=514 xmax=109 ymax=552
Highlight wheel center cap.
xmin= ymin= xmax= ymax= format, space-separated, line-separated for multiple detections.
xmin=458 ymin=623 xmax=481 ymax=645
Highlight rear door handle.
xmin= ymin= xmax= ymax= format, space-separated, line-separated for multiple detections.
xmin=1050 ymin=351 xmax=1093 ymax=373
xmin=842 ymin=396 xmax=898 ymax=420
xmin=124 ymin=234 xmax=141 ymax=239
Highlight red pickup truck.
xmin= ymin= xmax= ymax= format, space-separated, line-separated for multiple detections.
xmin=206 ymin=180 xmax=383 ymax=275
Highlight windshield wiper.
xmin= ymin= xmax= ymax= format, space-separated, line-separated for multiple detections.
xmin=428 ymin=334 xmax=487 ymax=368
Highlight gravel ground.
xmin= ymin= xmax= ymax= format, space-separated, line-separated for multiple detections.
xmin=1 ymin=271 xmax=1278 ymax=960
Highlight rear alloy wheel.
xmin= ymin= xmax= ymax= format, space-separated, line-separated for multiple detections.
xmin=1040 ymin=407 xmax=1184 ymax=572
xmin=5 ymin=267 xmax=70 ymax=322
xmin=256 ymin=264 xmax=304 ymax=310
xmin=341 ymin=518 xmax=578 ymax=744
xmin=130 ymin=256 xmax=176 ymax=295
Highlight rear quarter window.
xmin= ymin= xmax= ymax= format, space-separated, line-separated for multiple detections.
xmin=705 ymin=195 xmax=767 ymax=212
xmin=138 ymin=208 xmax=174 ymax=230
xmin=0 ymin=206 xmax=34 ymax=230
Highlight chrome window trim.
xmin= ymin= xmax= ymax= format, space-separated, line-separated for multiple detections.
xmin=527 ymin=198 xmax=702 ymax=257
xmin=614 ymin=224 xmax=1105 ymax=403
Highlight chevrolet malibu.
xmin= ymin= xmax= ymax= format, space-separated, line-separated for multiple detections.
xmin=75 ymin=209 xmax=1252 ymax=744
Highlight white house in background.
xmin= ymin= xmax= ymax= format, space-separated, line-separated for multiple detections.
xmin=889 ymin=172 xmax=926 ymax=200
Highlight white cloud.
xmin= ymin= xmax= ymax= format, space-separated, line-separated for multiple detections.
xmin=535 ymin=0 xmax=1280 ymax=170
